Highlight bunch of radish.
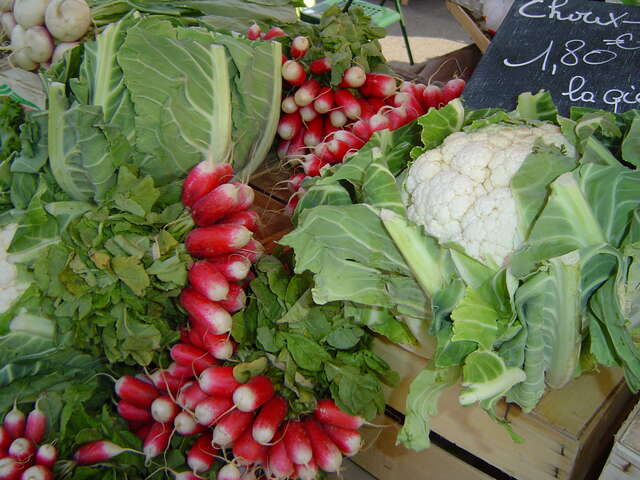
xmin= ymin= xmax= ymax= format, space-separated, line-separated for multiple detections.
xmin=1 ymin=0 xmax=91 ymax=71
xmin=0 ymin=402 xmax=57 ymax=480
xmin=244 ymin=25 xmax=466 ymax=215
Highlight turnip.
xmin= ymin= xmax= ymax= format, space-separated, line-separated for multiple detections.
xmin=50 ymin=41 xmax=77 ymax=64
xmin=182 ymin=162 xmax=233 ymax=209
xmin=13 ymin=0 xmax=49 ymax=28
xmin=24 ymin=26 xmax=53 ymax=62
xmin=9 ymin=25 xmax=37 ymax=71
xmin=44 ymin=0 xmax=90 ymax=42
xmin=1 ymin=12 xmax=15 ymax=37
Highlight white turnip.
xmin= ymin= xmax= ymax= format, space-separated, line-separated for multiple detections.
xmin=51 ymin=41 xmax=77 ymax=64
xmin=24 ymin=25 xmax=53 ymax=62
xmin=44 ymin=0 xmax=90 ymax=42
xmin=13 ymin=0 xmax=49 ymax=28
xmin=1 ymin=12 xmax=15 ymax=37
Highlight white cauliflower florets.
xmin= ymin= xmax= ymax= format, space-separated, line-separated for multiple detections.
xmin=0 ymin=223 xmax=29 ymax=313
xmin=404 ymin=123 xmax=574 ymax=267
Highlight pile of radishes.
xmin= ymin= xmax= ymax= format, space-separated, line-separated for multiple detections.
xmin=0 ymin=403 xmax=58 ymax=480
xmin=101 ymin=368 xmax=364 ymax=480
xmin=1 ymin=0 xmax=91 ymax=71
xmin=247 ymin=26 xmax=466 ymax=214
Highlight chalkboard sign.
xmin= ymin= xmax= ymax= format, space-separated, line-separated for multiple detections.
xmin=462 ymin=0 xmax=640 ymax=114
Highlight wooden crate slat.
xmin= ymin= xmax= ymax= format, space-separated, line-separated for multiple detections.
xmin=372 ymin=338 xmax=633 ymax=480
xmin=351 ymin=415 xmax=494 ymax=480
xmin=252 ymin=191 xmax=292 ymax=251
xmin=249 ymin=165 xmax=293 ymax=204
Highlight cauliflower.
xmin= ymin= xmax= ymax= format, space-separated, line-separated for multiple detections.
xmin=403 ymin=123 xmax=574 ymax=267
xmin=0 ymin=223 xmax=29 ymax=313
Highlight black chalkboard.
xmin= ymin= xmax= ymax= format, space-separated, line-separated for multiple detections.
xmin=462 ymin=0 xmax=640 ymax=114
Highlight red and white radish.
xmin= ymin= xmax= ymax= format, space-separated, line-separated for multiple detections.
xmin=294 ymin=79 xmax=320 ymax=107
xmin=281 ymin=96 xmax=298 ymax=114
xmin=237 ymin=239 xmax=264 ymax=263
xmin=360 ymin=73 xmax=397 ymax=98
xmin=313 ymin=87 xmax=334 ymax=114
xmin=350 ymin=119 xmax=372 ymax=142
xmin=218 ymin=210 xmax=260 ymax=233
xmin=314 ymin=399 xmax=364 ymax=429
xmin=0 ymin=458 xmax=22 ymax=480
xmin=326 ymin=139 xmax=350 ymax=164
xmin=300 ymin=154 xmax=325 ymax=177
xmin=34 ymin=444 xmax=57 ymax=469
xmin=212 ymin=410 xmax=254 ymax=447
xmin=303 ymin=116 xmax=324 ymax=147
xmin=232 ymin=376 xmax=274 ymax=412
xmin=194 ymin=396 xmax=234 ymax=427
xmin=199 ymin=366 xmax=240 ymax=397
xmin=180 ymin=288 xmax=233 ymax=335
xmin=283 ymin=420 xmax=312 ymax=465
xmin=168 ymin=361 xmax=195 ymax=380
xmin=267 ymin=436 xmax=294 ymax=478
xmin=322 ymin=423 xmax=362 ymax=457
xmin=19 ymin=465 xmax=52 ymax=480
xmin=369 ymin=112 xmax=390 ymax=133
xmin=281 ymin=61 xmax=305 ymax=87
xmin=339 ymin=65 xmax=366 ymax=88
xmin=334 ymin=89 xmax=361 ymax=120
xmin=8 ymin=438 xmax=34 ymax=463
xmin=191 ymin=183 xmax=242 ymax=226
xmin=3 ymin=405 xmax=25 ymax=440
xmin=217 ymin=463 xmax=241 ymax=480
xmin=290 ymin=36 xmax=309 ymax=59
xmin=277 ymin=112 xmax=302 ymax=141
xmin=232 ymin=428 xmax=268 ymax=465
xmin=149 ymin=370 xmax=188 ymax=395
xmin=143 ymin=422 xmax=171 ymax=460
xmin=230 ymin=182 xmax=254 ymax=211
xmin=44 ymin=0 xmax=91 ymax=42
xmin=298 ymin=104 xmax=317 ymax=123
xmin=310 ymin=57 xmax=331 ymax=75
xmin=186 ymin=225 xmax=253 ymax=258
xmin=423 ymin=84 xmax=445 ymax=109
xmin=73 ymin=440 xmax=136 ymax=466
xmin=276 ymin=140 xmax=290 ymax=161
xmin=333 ymin=130 xmax=365 ymax=149
xmin=188 ymin=261 xmax=230 ymax=302
xmin=24 ymin=404 xmax=45 ymax=446
xmin=151 ymin=396 xmax=180 ymax=424
xmin=177 ymin=383 xmax=210 ymax=411
xmin=182 ymin=162 xmax=233 ymax=209
xmin=187 ymin=432 xmax=218 ymax=473
xmin=117 ymin=401 xmax=153 ymax=423
xmin=294 ymin=459 xmax=319 ymax=480
xmin=246 ymin=23 xmax=261 ymax=41
xmin=303 ymin=418 xmax=343 ymax=472
xmin=207 ymin=255 xmax=251 ymax=282
xmin=252 ymin=396 xmax=288 ymax=445
xmin=262 ymin=26 xmax=285 ymax=41
xmin=287 ymin=172 xmax=306 ymax=192
xmin=174 ymin=411 xmax=205 ymax=436
xmin=329 ymin=109 xmax=347 ymax=128
xmin=199 ymin=330 xmax=236 ymax=360
xmin=170 ymin=343 xmax=218 ymax=374
xmin=442 ymin=78 xmax=466 ymax=103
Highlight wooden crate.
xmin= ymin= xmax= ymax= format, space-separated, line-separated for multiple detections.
xmin=445 ymin=0 xmax=491 ymax=53
xmin=361 ymin=339 xmax=634 ymax=480
xmin=353 ymin=415 xmax=493 ymax=480
xmin=600 ymin=401 xmax=640 ymax=479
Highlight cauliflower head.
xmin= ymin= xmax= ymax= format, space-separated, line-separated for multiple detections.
xmin=403 ymin=123 xmax=574 ymax=267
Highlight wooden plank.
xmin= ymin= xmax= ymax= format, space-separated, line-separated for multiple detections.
xmin=601 ymin=401 xmax=640 ymax=480
xmin=351 ymin=415 xmax=493 ymax=480
xmin=372 ymin=338 xmax=633 ymax=480
xmin=445 ymin=1 xmax=490 ymax=53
